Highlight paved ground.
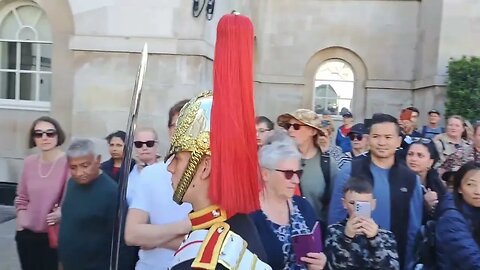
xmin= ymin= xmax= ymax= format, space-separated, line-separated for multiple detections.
xmin=0 ymin=205 xmax=20 ymax=270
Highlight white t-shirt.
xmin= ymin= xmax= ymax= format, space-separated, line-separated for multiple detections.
xmin=128 ymin=162 xmax=192 ymax=270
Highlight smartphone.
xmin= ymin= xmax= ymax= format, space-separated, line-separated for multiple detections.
xmin=292 ymin=221 xmax=323 ymax=264
xmin=355 ymin=201 xmax=371 ymax=218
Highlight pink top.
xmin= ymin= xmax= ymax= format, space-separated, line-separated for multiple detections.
xmin=15 ymin=154 xmax=70 ymax=233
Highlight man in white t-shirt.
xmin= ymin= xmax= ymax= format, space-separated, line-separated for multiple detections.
xmin=125 ymin=100 xmax=192 ymax=270
xmin=126 ymin=162 xmax=191 ymax=269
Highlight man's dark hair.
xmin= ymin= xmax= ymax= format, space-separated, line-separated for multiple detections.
xmin=105 ymin=130 xmax=126 ymax=143
xmin=406 ymin=106 xmax=419 ymax=115
xmin=343 ymin=177 xmax=373 ymax=195
xmin=369 ymin=113 xmax=401 ymax=136
xmin=255 ymin=116 xmax=274 ymax=130
xmin=28 ymin=116 xmax=66 ymax=148
xmin=168 ymin=99 xmax=190 ymax=128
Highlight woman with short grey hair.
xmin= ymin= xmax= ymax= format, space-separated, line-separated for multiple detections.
xmin=250 ymin=130 xmax=327 ymax=270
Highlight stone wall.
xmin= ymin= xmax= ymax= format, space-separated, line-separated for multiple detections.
xmin=1 ymin=0 xmax=480 ymax=183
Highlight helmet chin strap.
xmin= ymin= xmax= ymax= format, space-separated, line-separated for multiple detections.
xmin=173 ymin=150 xmax=203 ymax=204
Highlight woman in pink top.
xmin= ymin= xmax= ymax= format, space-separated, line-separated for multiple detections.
xmin=15 ymin=116 xmax=69 ymax=270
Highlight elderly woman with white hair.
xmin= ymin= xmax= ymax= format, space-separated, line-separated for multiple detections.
xmin=250 ymin=130 xmax=327 ymax=270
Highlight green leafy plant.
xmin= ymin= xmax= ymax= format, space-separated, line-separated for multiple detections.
xmin=446 ymin=56 xmax=480 ymax=121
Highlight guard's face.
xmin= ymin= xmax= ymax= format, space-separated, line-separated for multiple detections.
xmin=167 ymin=152 xmax=191 ymax=192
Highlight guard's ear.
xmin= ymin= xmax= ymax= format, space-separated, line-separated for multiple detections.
xmin=200 ymin=156 xmax=211 ymax=180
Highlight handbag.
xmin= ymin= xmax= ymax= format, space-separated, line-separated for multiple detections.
xmin=48 ymin=210 xmax=60 ymax=248
xmin=48 ymin=174 xmax=67 ymax=248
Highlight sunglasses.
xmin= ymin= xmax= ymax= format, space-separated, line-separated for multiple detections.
xmin=282 ymin=123 xmax=307 ymax=131
xmin=348 ymin=133 xmax=363 ymax=141
xmin=411 ymin=137 xmax=432 ymax=144
xmin=275 ymin=169 xmax=303 ymax=180
xmin=33 ymin=129 xmax=57 ymax=139
xmin=134 ymin=140 xmax=157 ymax=148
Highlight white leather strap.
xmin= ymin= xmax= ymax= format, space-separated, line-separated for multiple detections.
xmin=170 ymin=230 xmax=208 ymax=268
xmin=218 ymin=231 xmax=272 ymax=270
xmin=169 ymin=229 xmax=272 ymax=270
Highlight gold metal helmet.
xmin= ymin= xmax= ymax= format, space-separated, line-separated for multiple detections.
xmin=165 ymin=90 xmax=212 ymax=204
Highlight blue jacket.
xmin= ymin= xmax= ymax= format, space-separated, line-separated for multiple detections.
xmin=336 ymin=127 xmax=352 ymax=153
xmin=328 ymin=155 xmax=423 ymax=270
xmin=435 ymin=193 xmax=480 ymax=270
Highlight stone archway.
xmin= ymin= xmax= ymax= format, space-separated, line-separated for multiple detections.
xmin=304 ymin=47 xmax=368 ymax=121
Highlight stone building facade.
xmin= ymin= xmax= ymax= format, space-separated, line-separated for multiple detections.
xmin=0 ymin=0 xmax=479 ymax=183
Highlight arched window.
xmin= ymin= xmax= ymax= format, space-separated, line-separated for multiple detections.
xmin=0 ymin=2 xmax=52 ymax=108
xmin=313 ymin=59 xmax=354 ymax=116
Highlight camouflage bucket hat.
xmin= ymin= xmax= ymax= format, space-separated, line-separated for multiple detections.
xmin=277 ymin=109 xmax=326 ymax=136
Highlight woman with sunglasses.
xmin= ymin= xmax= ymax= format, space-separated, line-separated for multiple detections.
xmin=250 ymin=130 xmax=327 ymax=270
xmin=15 ymin=116 xmax=69 ymax=270
xmin=277 ymin=109 xmax=342 ymax=223
xmin=101 ymin=130 xmax=136 ymax=183
xmin=435 ymin=161 xmax=480 ymax=269
xmin=345 ymin=123 xmax=369 ymax=159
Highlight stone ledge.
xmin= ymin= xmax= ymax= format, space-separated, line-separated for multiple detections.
xmin=69 ymin=35 xmax=215 ymax=60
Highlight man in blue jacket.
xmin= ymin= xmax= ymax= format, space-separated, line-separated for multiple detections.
xmin=328 ymin=113 xmax=423 ymax=270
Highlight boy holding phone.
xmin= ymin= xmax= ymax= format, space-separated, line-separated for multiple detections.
xmin=325 ymin=177 xmax=400 ymax=269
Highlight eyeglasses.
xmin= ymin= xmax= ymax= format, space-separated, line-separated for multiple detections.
xmin=275 ymin=169 xmax=303 ymax=180
xmin=282 ymin=123 xmax=307 ymax=131
xmin=348 ymin=133 xmax=363 ymax=141
xmin=33 ymin=129 xmax=57 ymax=139
xmin=256 ymin=128 xmax=272 ymax=134
xmin=411 ymin=137 xmax=432 ymax=144
xmin=134 ymin=140 xmax=157 ymax=148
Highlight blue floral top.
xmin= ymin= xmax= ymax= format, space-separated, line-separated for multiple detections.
xmin=250 ymin=196 xmax=320 ymax=270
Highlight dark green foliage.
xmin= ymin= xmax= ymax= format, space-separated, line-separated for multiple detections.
xmin=446 ymin=56 xmax=480 ymax=121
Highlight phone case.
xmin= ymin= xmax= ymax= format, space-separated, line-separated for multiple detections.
xmin=291 ymin=221 xmax=323 ymax=264
xmin=355 ymin=201 xmax=371 ymax=218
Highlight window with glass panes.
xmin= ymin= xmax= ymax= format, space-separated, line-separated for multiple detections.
xmin=0 ymin=3 xmax=52 ymax=104
xmin=313 ymin=59 xmax=354 ymax=116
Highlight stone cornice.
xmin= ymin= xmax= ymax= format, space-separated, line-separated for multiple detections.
xmin=69 ymin=35 xmax=215 ymax=60
xmin=253 ymin=73 xmax=447 ymax=90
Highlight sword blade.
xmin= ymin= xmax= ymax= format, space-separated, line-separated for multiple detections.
xmin=110 ymin=43 xmax=148 ymax=270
